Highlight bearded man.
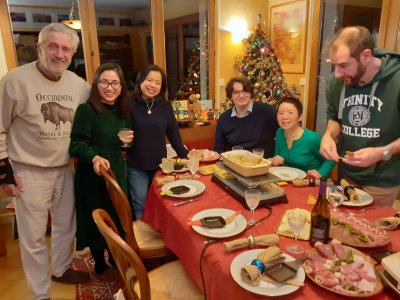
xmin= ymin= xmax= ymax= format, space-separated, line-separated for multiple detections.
xmin=320 ymin=26 xmax=400 ymax=206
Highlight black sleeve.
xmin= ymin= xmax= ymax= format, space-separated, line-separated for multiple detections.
xmin=0 ymin=157 xmax=16 ymax=184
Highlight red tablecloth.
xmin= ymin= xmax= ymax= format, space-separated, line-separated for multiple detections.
xmin=142 ymin=173 xmax=399 ymax=300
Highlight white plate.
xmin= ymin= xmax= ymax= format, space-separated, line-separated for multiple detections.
xmin=230 ymin=249 xmax=305 ymax=297
xmin=173 ymin=165 xmax=189 ymax=173
xmin=269 ymin=167 xmax=307 ymax=181
xmin=191 ymin=208 xmax=247 ymax=238
xmin=161 ymin=180 xmax=206 ymax=198
xmin=341 ymin=188 xmax=373 ymax=207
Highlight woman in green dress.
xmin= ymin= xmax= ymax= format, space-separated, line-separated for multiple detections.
xmin=271 ymin=96 xmax=335 ymax=179
xmin=69 ymin=62 xmax=133 ymax=276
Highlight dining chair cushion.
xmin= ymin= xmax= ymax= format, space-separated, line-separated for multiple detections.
xmin=134 ymin=260 xmax=203 ymax=300
xmin=133 ymin=220 xmax=166 ymax=250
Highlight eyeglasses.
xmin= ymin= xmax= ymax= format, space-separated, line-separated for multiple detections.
xmin=98 ymin=79 xmax=121 ymax=89
xmin=232 ymin=90 xmax=249 ymax=96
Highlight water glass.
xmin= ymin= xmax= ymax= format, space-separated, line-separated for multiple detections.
xmin=327 ymin=186 xmax=345 ymax=212
xmin=232 ymin=146 xmax=243 ymax=151
xmin=286 ymin=210 xmax=307 ymax=254
xmin=118 ymin=128 xmax=132 ymax=148
xmin=161 ymin=158 xmax=174 ymax=174
xmin=245 ymin=189 xmax=261 ymax=225
xmin=188 ymin=156 xmax=200 ymax=175
xmin=253 ymin=148 xmax=264 ymax=157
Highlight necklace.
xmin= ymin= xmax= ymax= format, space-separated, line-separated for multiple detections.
xmin=145 ymin=98 xmax=155 ymax=114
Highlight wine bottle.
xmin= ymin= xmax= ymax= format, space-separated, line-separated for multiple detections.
xmin=309 ymin=177 xmax=330 ymax=246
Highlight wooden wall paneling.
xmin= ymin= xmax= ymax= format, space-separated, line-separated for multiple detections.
xmin=0 ymin=0 xmax=17 ymax=70
xmin=151 ymin=0 xmax=166 ymax=71
xmin=208 ymin=0 xmax=215 ymax=104
xmin=305 ymin=0 xmax=321 ymax=131
xmin=78 ymin=0 xmax=100 ymax=84
xmin=377 ymin=0 xmax=400 ymax=51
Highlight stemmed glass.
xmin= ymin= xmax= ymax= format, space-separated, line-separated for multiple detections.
xmin=161 ymin=158 xmax=174 ymax=174
xmin=187 ymin=156 xmax=200 ymax=176
xmin=232 ymin=146 xmax=243 ymax=151
xmin=245 ymin=189 xmax=261 ymax=225
xmin=118 ymin=128 xmax=133 ymax=148
xmin=286 ymin=211 xmax=307 ymax=254
xmin=327 ymin=186 xmax=345 ymax=212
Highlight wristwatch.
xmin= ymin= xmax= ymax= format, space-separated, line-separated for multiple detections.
xmin=382 ymin=146 xmax=392 ymax=161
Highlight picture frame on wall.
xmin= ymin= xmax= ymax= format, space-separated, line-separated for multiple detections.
xmin=32 ymin=13 xmax=52 ymax=24
xmin=10 ymin=12 xmax=27 ymax=23
xmin=99 ymin=17 xmax=115 ymax=26
xmin=270 ymin=0 xmax=308 ymax=73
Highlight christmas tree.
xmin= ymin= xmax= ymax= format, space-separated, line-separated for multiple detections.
xmin=221 ymin=16 xmax=291 ymax=111
xmin=176 ymin=41 xmax=202 ymax=100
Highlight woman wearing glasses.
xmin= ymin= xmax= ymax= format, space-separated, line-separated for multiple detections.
xmin=69 ymin=62 xmax=132 ymax=279
xmin=214 ymin=77 xmax=279 ymax=158
xmin=126 ymin=64 xmax=187 ymax=220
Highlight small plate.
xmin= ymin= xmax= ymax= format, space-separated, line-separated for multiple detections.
xmin=189 ymin=149 xmax=221 ymax=164
xmin=342 ymin=188 xmax=373 ymax=207
xmin=191 ymin=208 xmax=247 ymax=238
xmin=269 ymin=167 xmax=306 ymax=181
xmin=161 ymin=180 xmax=205 ymax=198
xmin=230 ymin=249 xmax=305 ymax=297
xmin=173 ymin=165 xmax=189 ymax=173
xmin=377 ymin=269 xmax=400 ymax=297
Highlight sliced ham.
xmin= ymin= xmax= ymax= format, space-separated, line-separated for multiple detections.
xmin=303 ymin=260 xmax=329 ymax=276
xmin=315 ymin=269 xmax=340 ymax=287
xmin=331 ymin=238 xmax=346 ymax=259
xmin=315 ymin=242 xmax=333 ymax=258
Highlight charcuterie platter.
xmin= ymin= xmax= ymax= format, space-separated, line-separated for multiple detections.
xmin=304 ymin=240 xmax=383 ymax=297
xmin=329 ymin=212 xmax=390 ymax=248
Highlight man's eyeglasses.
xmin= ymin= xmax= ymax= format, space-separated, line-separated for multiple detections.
xmin=98 ymin=79 xmax=121 ymax=89
xmin=232 ymin=90 xmax=249 ymax=96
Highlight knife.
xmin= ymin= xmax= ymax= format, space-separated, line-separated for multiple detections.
xmin=174 ymin=196 xmax=206 ymax=207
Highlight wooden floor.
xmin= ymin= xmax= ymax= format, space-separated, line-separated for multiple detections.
xmin=0 ymin=221 xmax=87 ymax=300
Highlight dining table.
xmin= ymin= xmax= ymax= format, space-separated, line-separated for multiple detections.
xmin=142 ymin=168 xmax=399 ymax=300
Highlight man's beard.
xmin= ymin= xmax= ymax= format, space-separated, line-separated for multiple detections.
xmin=349 ymin=62 xmax=367 ymax=86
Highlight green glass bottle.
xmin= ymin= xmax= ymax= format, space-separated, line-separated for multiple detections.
xmin=309 ymin=177 xmax=330 ymax=246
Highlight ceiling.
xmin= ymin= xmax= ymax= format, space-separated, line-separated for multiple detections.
xmin=9 ymin=0 xmax=149 ymax=11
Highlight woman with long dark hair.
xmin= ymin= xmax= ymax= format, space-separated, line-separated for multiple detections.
xmin=69 ymin=62 xmax=133 ymax=277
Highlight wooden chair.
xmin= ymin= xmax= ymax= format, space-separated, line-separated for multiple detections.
xmin=92 ymin=209 xmax=203 ymax=300
xmin=99 ymin=167 xmax=172 ymax=259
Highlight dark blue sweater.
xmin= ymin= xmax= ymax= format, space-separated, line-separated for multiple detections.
xmin=213 ymin=102 xmax=278 ymax=158
xmin=127 ymin=96 xmax=188 ymax=171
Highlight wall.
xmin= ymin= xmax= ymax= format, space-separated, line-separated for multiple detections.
xmin=164 ymin=0 xmax=200 ymax=20
xmin=216 ymin=0 xmax=267 ymax=107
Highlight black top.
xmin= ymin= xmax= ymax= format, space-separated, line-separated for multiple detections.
xmin=126 ymin=96 xmax=188 ymax=170
xmin=214 ymin=102 xmax=279 ymax=158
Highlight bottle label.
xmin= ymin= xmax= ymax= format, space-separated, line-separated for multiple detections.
xmin=311 ymin=228 xmax=326 ymax=241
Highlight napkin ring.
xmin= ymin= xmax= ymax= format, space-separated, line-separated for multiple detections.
xmin=247 ymin=235 xmax=255 ymax=248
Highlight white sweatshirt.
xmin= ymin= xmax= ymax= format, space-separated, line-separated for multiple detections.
xmin=0 ymin=62 xmax=90 ymax=167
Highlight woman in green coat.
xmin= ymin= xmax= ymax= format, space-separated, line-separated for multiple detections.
xmin=69 ymin=62 xmax=133 ymax=276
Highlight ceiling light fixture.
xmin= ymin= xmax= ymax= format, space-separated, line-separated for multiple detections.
xmin=61 ymin=1 xmax=81 ymax=30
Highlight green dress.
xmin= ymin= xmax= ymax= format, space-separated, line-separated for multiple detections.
xmin=69 ymin=103 xmax=129 ymax=251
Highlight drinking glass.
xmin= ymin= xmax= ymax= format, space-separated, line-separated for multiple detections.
xmin=253 ymin=148 xmax=264 ymax=157
xmin=118 ymin=128 xmax=132 ymax=148
xmin=161 ymin=158 xmax=174 ymax=174
xmin=188 ymin=156 xmax=200 ymax=175
xmin=232 ymin=146 xmax=243 ymax=151
xmin=245 ymin=189 xmax=261 ymax=225
xmin=286 ymin=211 xmax=307 ymax=254
xmin=327 ymin=186 xmax=345 ymax=212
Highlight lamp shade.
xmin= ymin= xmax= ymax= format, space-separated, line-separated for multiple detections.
xmin=62 ymin=19 xmax=81 ymax=30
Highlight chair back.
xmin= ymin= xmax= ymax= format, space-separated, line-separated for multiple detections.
xmin=92 ymin=209 xmax=151 ymax=300
xmin=100 ymin=167 xmax=140 ymax=252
